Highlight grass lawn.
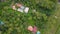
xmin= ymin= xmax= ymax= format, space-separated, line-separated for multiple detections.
xmin=41 ymin=4 xmax=60 ymax=34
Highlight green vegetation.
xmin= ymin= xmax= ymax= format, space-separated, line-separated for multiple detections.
xmin=0 ymin=0 xmax=60 ymax=34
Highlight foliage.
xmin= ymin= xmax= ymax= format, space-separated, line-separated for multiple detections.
xmin=12 ymin=0 xmax=57 ymax=16
xmin=0 ymin=0 xmax=58 ymax=34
